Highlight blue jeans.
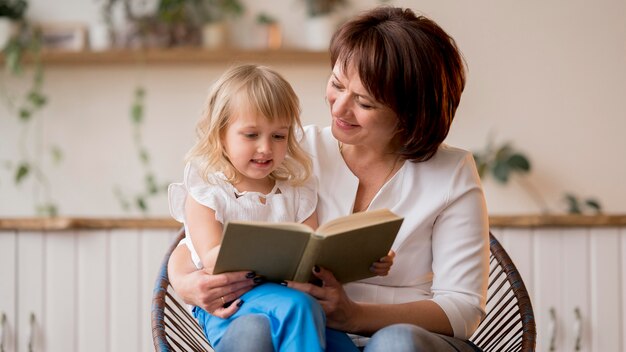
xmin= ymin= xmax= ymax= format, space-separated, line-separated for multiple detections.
xmin=194 ymin=283 xmax=358 ymax=352
xmin=364 ymin=324 xmax=482 ymax=352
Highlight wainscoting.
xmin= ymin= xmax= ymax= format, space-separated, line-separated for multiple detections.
xmin=1 ymin=216 xmax=624 ymax=352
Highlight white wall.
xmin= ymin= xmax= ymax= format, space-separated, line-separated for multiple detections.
xmin=1 ymin=0 xmax=625 ymax=216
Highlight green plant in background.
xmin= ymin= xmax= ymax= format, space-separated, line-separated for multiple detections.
xmin=256 ymin=12 xmax=276 ymax=25
xmin=473 ymin=138 xmax=550 ymax=214
xmin=564 ymin=193 xmax=602 ymax=214
xmin=302 ymin=0 xmax=348 ymax=17
xmin=98 ymin=0 xmax=245 ymax=47
xmin=0 ymin=0 xmax=26 ymax=19
xmin=114 ymin=86 xmax=169 ymax=215
xmin=1 ymin=0 xmax=61 ymax=216
xmin=189 ymin=0 xmax=244 ymax=24
xmin=473 ymin=136 xmax=603 ymax=215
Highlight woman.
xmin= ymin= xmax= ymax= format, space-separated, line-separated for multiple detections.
xmin=168 ymin=6 xmax=489 ymax=351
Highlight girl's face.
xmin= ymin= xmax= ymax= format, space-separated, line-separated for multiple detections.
xmin=222 ymin=107 xmax=290 ymax=191
xmin=326 ymin=62 xmax=399 ymax=151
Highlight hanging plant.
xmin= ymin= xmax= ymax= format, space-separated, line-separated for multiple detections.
xmin=301 ymin=0 xmax=348 ymax=17
xmin=1 ymin=6 xmax=61 ymax=216
xmin=114 ymin=86 xmax=169 ymax=215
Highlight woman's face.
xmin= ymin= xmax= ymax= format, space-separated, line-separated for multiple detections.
xmin=326 ymin=62 xmax=398 ymax=151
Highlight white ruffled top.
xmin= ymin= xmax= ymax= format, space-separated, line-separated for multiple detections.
xmin=168 ymin=162 xmax=318 ymax=269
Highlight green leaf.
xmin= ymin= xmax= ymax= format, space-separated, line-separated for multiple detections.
xmin=564 ymin=193 xmax=581 ymax=214
xmin=146 ymin=174 xmax=158 ymax=194
xmin=139 ymin=149 xmax=150 ymax=164
xmin=494 ymin=143 xmax=513 ymax=161
xmin=135 ymin=87 xmax=145 ymax=98
xmin=131 ymin=103 xmax=143 ymax=124
xmin=507 ymin=153 xmax=531 ymax=172
xmin=585 ymin=199 xmax=602 ymax=213
xmin=37 ymin=203 xmax=58 ymax=217
xmin=491 ymin=161 xmax=510 ymax=183
xmin=50 ymin=146 xmax=63 ymax=164
xmin=4 ymin=40 xmax=23 ymax=74
xmin=27 ymin=91 xmax=47 ymax=107
xmin=19 ymin=108 xmax=31 ymax=121
xmin=15 ymin=163 xmax=30 ymax=184
xmin=476 ymin=162 xmax=487 ymax=179
xmin=136 ymin=196 xmax=148 ymax=212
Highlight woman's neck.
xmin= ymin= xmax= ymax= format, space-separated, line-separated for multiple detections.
xmin=339 ymin=142 xmax=399 ymax=167
xmin=339 ymin=142 xmax=404 ymax=213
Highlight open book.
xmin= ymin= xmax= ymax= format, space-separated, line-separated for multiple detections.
xmin=212 ymin=208 xmax=403 ymax=284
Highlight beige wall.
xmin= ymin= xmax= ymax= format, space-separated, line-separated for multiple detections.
xmin=1 ymin=0 xmax=625 ymax=216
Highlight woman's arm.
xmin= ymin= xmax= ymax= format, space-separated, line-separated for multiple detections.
xmin=168 ymin=244 xmax=256 ymax=318
xmin=286 ymin=267 xmax=453 ymax=336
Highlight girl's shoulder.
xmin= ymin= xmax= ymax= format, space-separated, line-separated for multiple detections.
xmin=183 ymin=163 xmax=233 ymax=202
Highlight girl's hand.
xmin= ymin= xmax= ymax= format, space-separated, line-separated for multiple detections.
xmin=370 ymin=250 xmax=395 ymax=276
xmin=284 ymin=266 xmax=360 ymax=332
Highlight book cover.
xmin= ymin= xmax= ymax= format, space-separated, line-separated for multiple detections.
xmin=212 ymin=208 xmax=403 ymax=283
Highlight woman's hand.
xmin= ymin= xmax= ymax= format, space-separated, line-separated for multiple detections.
xmin=285 ymin=266 xmax=361 ymax=332
xmin=168 ymin=244 xmax=256 ymax=319
xmin=370 ymin=250 xmax=395 ymax=276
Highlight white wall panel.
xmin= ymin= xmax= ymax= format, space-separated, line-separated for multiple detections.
xmin=533 ymin=228 xmax=561 ymax=352
xmin=109 ymin=229 xmax=141 ymax=352
xmin=140 ymin=229 xmax=178 ymax=352
xmin=17 ymin=231 xmax=44 ymax=352
xmin=44 ymin=231 xmax=77 ymax=352
xmin=78 ymin=230 xmax=109 ymax=352
xmin=0 ymin=231 xmax=17 ymax=352
xmin=560 ymin=229 xmax=589 ymax=352
xmin=589 ymin=228 xmax=621 ymax=352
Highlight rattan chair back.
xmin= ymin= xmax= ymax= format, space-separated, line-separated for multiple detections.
xmin=152 ymin=229 xmax=212 ymax=352
xmin=470 ymin=233 xmax=536 ymax=351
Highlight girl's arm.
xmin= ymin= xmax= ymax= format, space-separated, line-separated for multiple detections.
xmin=301 ymin=209 xmax=319 ymax=230
xmin=185 ymin=195 xmax=223 ymax=273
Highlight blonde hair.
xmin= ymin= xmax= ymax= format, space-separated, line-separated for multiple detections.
xmin=186 ymin=64 xmax=311 ymax=185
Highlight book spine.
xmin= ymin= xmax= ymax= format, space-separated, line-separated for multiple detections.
xmin=293 ymin=235 xmax=323 ymax=282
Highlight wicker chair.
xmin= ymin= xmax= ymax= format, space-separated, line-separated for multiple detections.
xmin=151 ymin=229 xmax=213 ymax=352
xmin=152 ymin=230 xmax=536 ymax=352
xmin=470 ymin=233 xmax=536 ymax=351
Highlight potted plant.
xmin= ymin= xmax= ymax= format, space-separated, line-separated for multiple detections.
xmin=0 ymin=0 xmax=26 ymax=49
xmin=256 ymin=12 xmax=281 ymax=50
xmin=301 ymin=0 xmax=348 ymax=50
xmin=189 ymin=0 xmax=244 ymax=49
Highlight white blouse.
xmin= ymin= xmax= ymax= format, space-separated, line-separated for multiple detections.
xmin=168 ymin=162 xmax=318 ymax=269
xmin=300 ymin=125 xmax=490 ymax=340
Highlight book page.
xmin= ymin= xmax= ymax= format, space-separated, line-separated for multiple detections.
xmin=314 ymin=216 xmax=403 ymax=283
xmin=316 ymin=208 xmax=401 ymax=236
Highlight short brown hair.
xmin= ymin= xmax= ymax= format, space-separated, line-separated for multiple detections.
xmin=330 ymin=7 xmax=466 ymax=162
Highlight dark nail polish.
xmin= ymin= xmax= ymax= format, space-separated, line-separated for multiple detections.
xmin=253 ymin=276 xmax=265 ymax=284
xmin=310 ymin=278 xmax=323 ymax=287
xmin=280 ymin=281 xmax=288 ymax=286
xmin=246 ymin=271 xmax=256 ymax=279
xmin=237 ymin=300 xmax=244 ymax=307
xmin=313 ymin=265 xmax=320 ymax=273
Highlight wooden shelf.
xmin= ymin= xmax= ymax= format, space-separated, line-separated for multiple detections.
xmin=2 ymin=215 xmax=626 ymax=231
xmin=0 ymin=48 xmax=330 ymax=66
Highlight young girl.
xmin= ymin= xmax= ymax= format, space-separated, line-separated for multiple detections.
xmin=169 ymin=64 xmax=393 ymax=352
